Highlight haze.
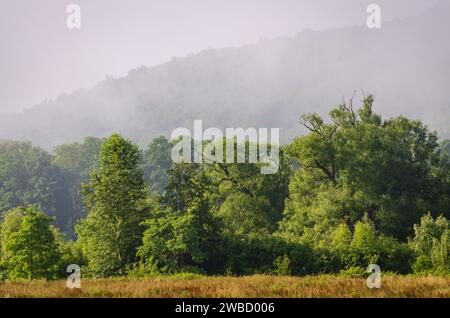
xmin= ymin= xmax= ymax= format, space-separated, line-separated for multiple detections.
xmin=0 ymin=0 xmax=442 ymax=113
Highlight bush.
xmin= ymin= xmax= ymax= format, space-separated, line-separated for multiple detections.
xmin=219 ymin=234 xmax=317 ymax=276
xmin=339 ymin=266 xmax=367 ymax=278
xmin=273 ymin=255 xmax=291 ymax=276
xmin=330 ymin=220 xmax=413 ymax=274
xmin=410 ymin=214 xmax=450 ymax=274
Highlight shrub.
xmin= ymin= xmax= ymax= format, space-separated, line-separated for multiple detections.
xmin=273 ymin=255 xmax=291 ymax=276
xmin=410 ymin=214 xmax=450 ymax=274
xmin=339 ymin=266 xmax=367 ymax=278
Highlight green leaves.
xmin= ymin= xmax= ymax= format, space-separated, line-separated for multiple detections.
xmin=1 ymin=206 xmax=60 ymax=280
xmin=282 ymin=95 xmax=450 ymax=240
xmin=410 ymin=214 xmax=450 ymax=273
xmin=0 ymin=141 xmax=59 ymax=221
xmin=143 ymin=136 xmax=173 ymax=194
xmin=76 ymin=134 xmax=148 ymax=277
xmin=138 ymin=199 xmax=218 ymax=274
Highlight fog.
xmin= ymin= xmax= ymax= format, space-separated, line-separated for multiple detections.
xmin=0 ymin=0 xmax=443 ymax=113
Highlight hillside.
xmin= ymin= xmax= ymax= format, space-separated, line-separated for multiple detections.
xmin=1 ymin=2 xmax=449 ymax=148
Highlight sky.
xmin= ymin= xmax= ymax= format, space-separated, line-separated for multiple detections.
xmin=0 ymin=0 xmax=442 ymax=113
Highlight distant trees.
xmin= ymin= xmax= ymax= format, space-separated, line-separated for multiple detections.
xmin=142 ymin=136 xmax=173 ymax=194
xmin=76 ymin=134 xmax=148 ymax=277
xmin=53 ymin=137 xmax=103 ymax=235
xmin=0 ymin=138 xmax=103 ymax=236
xmin=0 ymin=141 xmax=60 ymax=221
xmin=0 ymin=135 xmax=173 ymax=240
xmin=441 ymin=139 xmax=450 ymax=158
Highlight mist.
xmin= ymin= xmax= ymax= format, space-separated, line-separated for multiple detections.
xmin=0 ymin=0 xmax=443 ymax=113
xmin=0 ymin=0 xmax=449 ymax=148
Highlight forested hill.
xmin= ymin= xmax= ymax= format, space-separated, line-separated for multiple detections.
xmin=1 ymin=2 xmax=450 ymax=148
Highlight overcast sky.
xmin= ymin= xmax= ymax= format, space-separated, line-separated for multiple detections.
xmin=0 ymin=0 xmax=442 ymax=113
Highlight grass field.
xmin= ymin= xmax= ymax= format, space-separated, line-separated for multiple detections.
xmin=1 ymin=275 xmax=450 ymax=298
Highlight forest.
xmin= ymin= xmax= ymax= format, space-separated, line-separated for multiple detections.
xmin=0 ymin=96 xmax=450 ymax=280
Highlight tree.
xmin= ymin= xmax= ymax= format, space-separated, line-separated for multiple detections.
xmin=0 ymin=207 xmax=25 ymax=278
xmin=1 ymin=206 xmax=60 ymax=280
xmin=53 ymin=137 xmax=103 ymax=235
xmin=76 ymin=134 xmax=148 ymax=277
xmin=206 ymin=156 xmax=291 ymax=234
xmin=143 ymin=136 xmax=173 ymax=194
xmin=281 ymin=96 xmax=450 ymax=240
xmin=0 ymin=141 xmax=60 ymax=223
xmin=410 ymin=214 xmax=450 ymax=273
xmin=138 ymin=163 xmax=219 ymax=274
xmin=329 ymin=219 xmax=413 ymax=274
xmin=441 ymin=139 xmax=450 ymax=158
xmin=217 ymin=193 xmax=272 ymax=237
xmin=138 ymin=199 xmax=218 ymax=274
xmin=143 ymin=137 xmax=292 ymax=274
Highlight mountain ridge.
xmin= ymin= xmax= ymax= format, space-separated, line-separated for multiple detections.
xmin=2 ymin=1 xmax=450 ymax=149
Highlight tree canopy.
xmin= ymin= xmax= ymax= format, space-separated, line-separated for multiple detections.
xmin=76 ymin=134 xmax=148 ymax=277
xmin=280 ymin=96 xmax=450 ymax=241
xmin=0 ymin=96 xmax=449 ymax=279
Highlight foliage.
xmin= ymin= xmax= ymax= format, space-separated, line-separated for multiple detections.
xmin=142 ymin=136 xmax=173 ymax=194
xmin=329 ymin=219 xmax=413 ymax=274
xmin=410 ymin=214 xmax=450 ymax=274
xmin=76 ymin=134 xmax=148 ymax=277
xmin=0 ymin=141 xmax=61 ymax=224
xmin=1 ymin=206 xmax=60 ymax=280
xmin=52 ymin=227 xmax=86 ymax=277
xmin=273 ymin=254 xmax=291 ymax=276
xmin=138 ymin=191 xmax=219 ymax=274
xmin=281 ymin=96 xmax=450 ymax=240
xmin=53 ymin=137 xmax=103 ymax=235
xmin=339 ymin=266 xmax=367 ymax=278
xmin=441 ymin=139 xmax=450 ymax=158
xmin=0 ymin=96 xmax=449 ymax=279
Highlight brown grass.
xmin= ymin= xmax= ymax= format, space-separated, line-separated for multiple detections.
xmin=0 ymin=275 xmax=449 ymax=298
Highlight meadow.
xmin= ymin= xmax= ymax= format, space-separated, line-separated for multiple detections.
xmin=1 ymin=275 xmax=449 ymax=298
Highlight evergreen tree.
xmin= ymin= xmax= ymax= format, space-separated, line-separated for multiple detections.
xmin=76 ymin=134 xmax=148 ymax=277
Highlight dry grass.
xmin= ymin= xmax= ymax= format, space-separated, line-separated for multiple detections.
xmin=0 ymin=275 xmax=449 ymax=298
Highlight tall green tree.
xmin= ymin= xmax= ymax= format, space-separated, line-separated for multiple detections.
xmin=76 ymin=134 xmax=148 ymax=277
xmin=281 ymin=96 xmax=450 ymax=240
xmin=1 ymin=206 xmax=60 ymax=280
xmin=138 ymin=162 xmax=219 ymax=274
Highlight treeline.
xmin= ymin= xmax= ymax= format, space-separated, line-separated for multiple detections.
xmin=0 ymin=136 xmax=172 ymax=236
xmin=1 ymin=96 xmax=450 ymax=280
